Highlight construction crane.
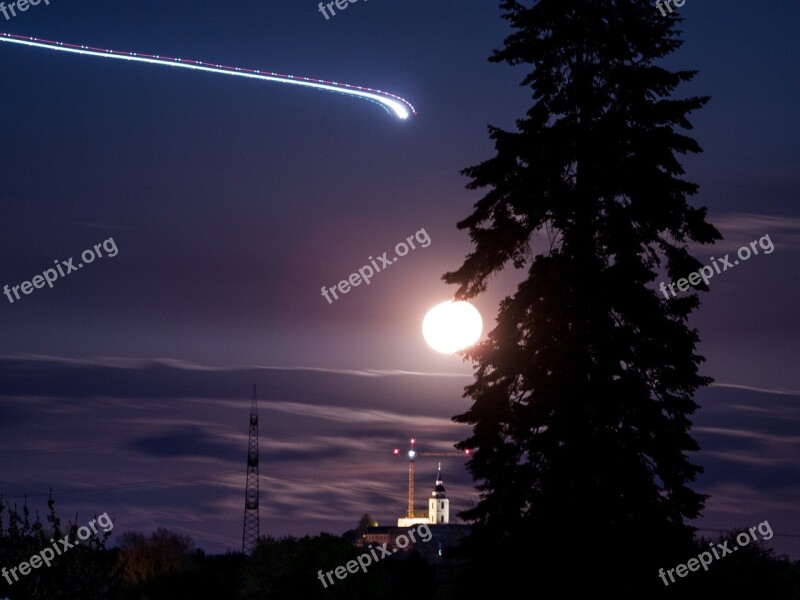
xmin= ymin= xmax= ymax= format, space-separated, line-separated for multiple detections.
xmin=393 ymin=438 xmax=470 ymax=519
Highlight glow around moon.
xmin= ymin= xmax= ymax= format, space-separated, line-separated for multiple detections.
xmin=422 ymin=300 xmax=483 ymax=354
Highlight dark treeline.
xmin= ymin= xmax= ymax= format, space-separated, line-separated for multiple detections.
xmin=0 ymin=497 xmax=440 ymax=600
xmin=0 ymin=498 xmax=798 ymax=599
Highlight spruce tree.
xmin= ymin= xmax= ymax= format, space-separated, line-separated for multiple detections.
xmin=444 ymin=1 xmax=720 ymax=596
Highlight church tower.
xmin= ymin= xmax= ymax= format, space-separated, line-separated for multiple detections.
xmin=428 ymin=463 xmax=449 ymax=524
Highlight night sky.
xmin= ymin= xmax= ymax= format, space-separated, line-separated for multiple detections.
xmin=1 ymin=1 xmax=799 ymax=557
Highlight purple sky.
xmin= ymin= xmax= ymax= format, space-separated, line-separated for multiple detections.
xmin=0 ymin=0 xmax=799 ymax=558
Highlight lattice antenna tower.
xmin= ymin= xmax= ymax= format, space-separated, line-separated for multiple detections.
xmin=242 ymin=384 xmax=259 ymax=555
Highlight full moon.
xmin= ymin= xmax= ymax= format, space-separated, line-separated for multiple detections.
xmin=422 ymin=300 xmax=483 ymax=354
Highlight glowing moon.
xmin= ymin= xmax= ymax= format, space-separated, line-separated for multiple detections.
xmin=422 ymin=300 xmax=483 ymax=354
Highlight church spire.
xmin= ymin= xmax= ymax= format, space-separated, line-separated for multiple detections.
xmin=432 ymin=463 xmax=446 ymax=497
xmin=429 ymin=463 xmax=449 ymax=524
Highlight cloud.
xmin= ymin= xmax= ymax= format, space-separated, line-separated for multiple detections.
xmin=266 ymin=400 xmax=456 ymax=428
xmin=694 ymin=426 xmax=800 ymax=446
xmin=0 ymin=354 xmax=475 ymax=553
xmin=0 ymin=354 xmax=470 ymax=378
xmin=701 ymin=451 xmax=789 ymax=467
xmin=1 ymin=356 xmax=797 ymax=557
xmin=698 ymin=483 xmax=800 ymax=516
xmin=706 ymin=212 xmax=800 ymax=252
xmin=710 ymin=382 xmax=800 ymax=398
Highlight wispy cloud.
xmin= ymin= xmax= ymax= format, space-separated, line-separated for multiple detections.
xmin=266 ymin=400 xmax=455 ymax=428
xmin=695 ymin=426 xmax=800 ymax=446
xmin=706 ymin=212 xmax=800 ymax=252
xmin=0 ymin=354 xmax=470 ymax=378
xmin=710 ymin=382 xmax=800 ymax=398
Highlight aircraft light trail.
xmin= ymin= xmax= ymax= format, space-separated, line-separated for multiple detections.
xmin=0 ymin=32 xmax=416 ymax=120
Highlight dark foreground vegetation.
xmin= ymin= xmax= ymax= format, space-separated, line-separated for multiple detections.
xmin=1 ymin=498 xmax=798 ymax=599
